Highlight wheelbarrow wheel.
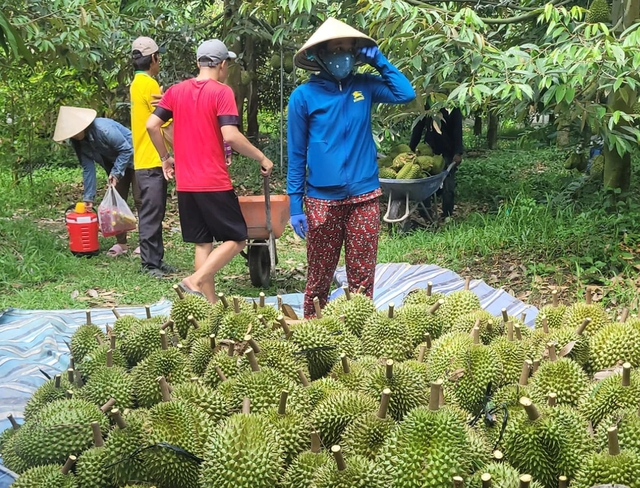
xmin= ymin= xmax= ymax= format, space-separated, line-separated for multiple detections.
xmin=248 ymin=240 xmax=271 ymax=288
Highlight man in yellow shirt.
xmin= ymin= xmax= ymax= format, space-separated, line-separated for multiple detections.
xmin=130 ymin=36 xmax=176 ymax=277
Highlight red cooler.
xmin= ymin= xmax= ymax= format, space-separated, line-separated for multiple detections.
xmin=65 ymin=203 xmax=100 ymax=257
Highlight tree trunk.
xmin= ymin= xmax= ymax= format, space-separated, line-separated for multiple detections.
xmin=245 ymin=36 xmax=259 ymax=140
xmin=473 ymin=113 xmax=482 ymax=136
xmin=487 ymin=111 xmax=498 ymax=149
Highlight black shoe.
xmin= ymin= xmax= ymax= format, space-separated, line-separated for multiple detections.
xmin=143 ymin=266 xmax=165 ymax=279
xmin=159 ymin=261 xmax=177 ymax=274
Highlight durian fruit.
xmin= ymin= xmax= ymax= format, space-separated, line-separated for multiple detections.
xmin=281 ymin=439 xmax=331 ymax=488
xmin=0 ymin=417 xmax=29 ymax=474
xmin=547 ymin=321 xmax=591 ymax=366
xmin=270 ymin=53 xmax=281 ymax=69
xmin=102 ymin=409 xmax=149 ymax=487
xmin=397 ymin=299 xmax=444 ymax=346
xmin=112 ymin=314 xmax=142 ymax=340
xmin=70 ymin=324 xmax=107 ymax=364
xmin=23 ymin=373 xmax=73 ymax=420
xmin=131 ymin=346 xmax=191 ymax=408
xmin=202 ymin=348 xmax=239 ymax=389
xmin=283 ymin=53 xmax=294 ymax=73
xmin=362 ymin=359 xmax=428 ymax=421
xmin=379 ymin=167 xmax=397 ymax=179
xmin=341 ymin=388 xmax=397 ymax=459
xmin=431 ymin=154 xmax=445 ymax=174
xmin=562 ymin=292 xmax=609 ymax=336
xmin=528 ymin=357 xmax=590 ymax=407
xmin=289 ymin=319 xmax=340 ymax=380
xmin=469 ymin=461 xmax=544 ymax=488
xmin=188 ymin=334 xmax=217 ymax=376
xmin=75 ymin=422 xmax=112 ymax=488
xmin=76 ymin=364 xmax=135 ymax=409
xmin=449 ymin=309 xmax=503 ymax=344
xmin=360 ymin=303 xmax=413 ymax=361
xmin=238 ymin=338 xmax=309 ymax=382
xmin=199 ymin=412 xmax=284 ymax=488
xmin=388 ymin=143 xmax=412 ymax=158
xmin=310 ymin=390 xmax=378 ymax=446
xmin=171 ymin=380 xmax=228 ymax=424
xmin=119 ymin=321 xmax=163 ymax=367
xmin=586 ymin=0 xmax=611 ymax=23
xmin=438 ymin=284 xmax=482 ymax=329
xmin=392 ymin=152 xmax=415 ymax=170
xmin=534 ymin=291 xmax=567 ymax=330
xmin=596 ymin=408 xmax=640 ymax=454
xmin=396 ymin=162 xmax=422 ymax=180
xmin=305 ymin=376 xmax=348 ymax=409
xmin=416 ymin=155 xmax=434 ymax=173
xmin=588 ymin=322 xmax=640 ymax=373
xmin=265 ymin=390 xmax=311 ymax=463
xmin=11 ymin=457 xmax=78 ymax=488
xmin=580 ymin=363 xmax=640 ymax=428
xmin=77 ymin=345 xmax=127 ymax=379
xmin=377 ymin=156 xmax=393 ymax=168
xmin=465 ymin=425 xmax=494 ymax=473
xmin=415 ymin=142 xmax=433 ymax=156
xmin=299 ymin=308 xmax=362 ymax=360
xmin=491 ymin=336 xmax=528 ymax=387
xmin=12 ymin=398 xmax=109 ymax=468
xmin=331 ymin=354 xmax=377 ymax=390
xmin=218 ymin=308 xmax=264 ymax=341
xmin=310 ymin=445 xmax=387 ymax=487
xmin=322 ymin=287 xmax=376 ymax=337
xmin=572 ymin=425 xmax=640 ymax=488
xmin=378 ymin=382 xmax=474 ymax=488
xmin=502 ymin=398 xmax=594 ymax=488
xmin=170 ymin=290 xmax=213 ymax=339
xmin=402 ymin=283 xmax=446 ymax=308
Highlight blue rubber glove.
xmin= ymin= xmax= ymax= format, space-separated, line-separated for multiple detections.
xmin=290 ymin=214 xmax=308 ymax=239
xmin=358 ymin=46 xmax=385 ymax=67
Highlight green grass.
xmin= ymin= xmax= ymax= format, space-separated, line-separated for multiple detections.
xmin=2 ymin=136 xmax=640 ymax=312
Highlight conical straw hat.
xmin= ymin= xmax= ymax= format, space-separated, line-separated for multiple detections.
xmin=294 ymin=17 xmax=377 ymax=71
xmin=53 ymin=106 xmax=97 ymax=142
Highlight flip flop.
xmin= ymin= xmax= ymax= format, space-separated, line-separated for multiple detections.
xmin=179 ymin=281 xmax=206 ymax=299
xmin=133 ymin=246 xmax=141 ymax=256
xmin=106 ymin=244 xmax=128 ymax=258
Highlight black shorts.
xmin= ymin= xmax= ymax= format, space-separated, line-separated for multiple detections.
xmin=177 ymin=190 xmax=248 ymax=243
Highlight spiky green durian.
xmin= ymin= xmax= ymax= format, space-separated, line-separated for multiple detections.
xmin=119 ymin=321 xmax=163 ymax=367
xmin=71 ymin=324 xmax=107 ymax=363
xmin=466 ymin=426 xmax=494 ymax=473
xmin=102 ymin=409 xmax=149 ymax=487
xmin=311 ymin=449 xmax=387 ymax=487
xmin=425 ymin=332 xmax=473 ymax=378
xmin=188 ymin=335 xmax=217 ymax=376
xmin=589 ymin=322 xmax=640 ymax=372
xmin=586 ymin=0 xmax=611 ymax=23
xmin=402 ymin=288 xmax=446 ymax=308
xmin=237 ymin=338 xmax=309 ymax=382
xmin=548 ymin=325 xmax=590 ymax=366
xmin=0 ymin=429 xmax=29 ymax=474
xmin=596 ymin=409 xmax=640 ymax=454
xmin=323 ymin=292 xmax=376 ymax=338
xmin=112 ymin=315 xmax=142 ymax=340
xmin=200 ymin=413 xmax=284 ymax=488
xmin=438 ymin=290 xmax=481 ymax=329
xmin=76 ymin=365 xmax=135 ymax=409
xmin=490 ymin=336 xmax=528 ymax=387
xmin=396 ymin=161 xmax=420 ymax=180
xmin=23 ymin=374 xmax=74 ymax=421
xmin=361 ymin=306 xmax=413 ymax=361
xmin=311 ymin=391 xmax=378 ymax=446
xmin=218 ymin=309 xmax=263 ymax=341
xmin=202 ymin=349 xmax=239 ymax=389
xmin=397 ymin=302 xmax=444 ymax=346
xmin=142 ymin=400 xmax=215 ymax=488
xmin=11 ymin=464 xmax=77 ymax=488
xmin=469 ymin=461 xmax=545 ymax=488
xmin=580 ymin=366 xmax=640 ymax=428
xmin=77 ymin=345 xmax=127 ymax=379
xmin=290 ymin=320 xmax=340 ymax=380
xmin=171 ymin=381 xmax=228 ymax=423
xmin=528 ymin=357 xmax=590 ymax=407
xmin=415 ymin=142 xmax=434 ymax=156
xmin=265 ymin=394 xmax=311 ymax=463
xmin=75 ymin=445 xmax=112 ymax=488
xmin=389 ymin=144 xmax=412 ymax=158
xmin=306 ymin=377 xmax=348 ymax=408
xmin=379 ymin=167 xmax=397 ymax=179
xmin=13 ymin=398 xmax=109 ymax=468
xmin=534 ymin=304 xmax=567 ymax=331
xmin=450 ymin=309 xmax=503 ymax=344
xmin=131 ymin=347 xmax=191 ymax=408
xmin=563 ymin=301 xmax=609 ymax=336
xmin=282 ymin=451 xmax=331 ymax=488
xmin=331 ymin=355 xmax=378 ymax=390
xmin=170 ymin=294 xmax=213 ymax=339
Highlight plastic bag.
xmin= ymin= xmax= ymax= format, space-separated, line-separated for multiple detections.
xmin=97 ymin=185 xmax=137 ymax=237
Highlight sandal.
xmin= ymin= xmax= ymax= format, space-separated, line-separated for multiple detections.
xmin=106 ymin=244 xmax=129 ymax=258
xmin=133 ymin=246 xmax=141 ymax=257
xmin=179 ymin=281 xmax=206 ymax=299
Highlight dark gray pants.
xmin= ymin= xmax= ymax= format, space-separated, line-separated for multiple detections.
xmin=136 ymin=167 xmax=167 ymax=269
xmin=421 ymin=157 xmax=457 ymax=219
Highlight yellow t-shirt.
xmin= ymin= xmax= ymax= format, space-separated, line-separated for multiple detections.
xmin=130 ymin=72 xmax=163 ymax=170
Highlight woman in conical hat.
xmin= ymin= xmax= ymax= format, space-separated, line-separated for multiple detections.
xmin=53 ymin=106 xmax=141 ymax=257
xmin=286 ymin=17 xmax=416 ymax=318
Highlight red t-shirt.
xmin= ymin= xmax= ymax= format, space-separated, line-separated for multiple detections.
xmin=159 ymin=79 xmax=238 ymax=192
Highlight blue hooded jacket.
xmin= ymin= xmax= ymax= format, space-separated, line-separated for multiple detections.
xmin=287 ymin=52 xmax=416 ymax=215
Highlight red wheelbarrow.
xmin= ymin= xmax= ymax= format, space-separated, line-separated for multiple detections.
xmin=238 ymin=176 xmax=290 ymax=287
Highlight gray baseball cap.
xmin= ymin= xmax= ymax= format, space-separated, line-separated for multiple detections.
xmin=196 ymin=39 xmax=237 ymax=66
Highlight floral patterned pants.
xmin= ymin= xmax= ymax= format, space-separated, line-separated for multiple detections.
xmin=303 ymin=196 xmax=380 ymax=318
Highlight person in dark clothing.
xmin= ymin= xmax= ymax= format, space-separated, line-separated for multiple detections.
xmin=409 ymin=103 xmax=463 ymax=217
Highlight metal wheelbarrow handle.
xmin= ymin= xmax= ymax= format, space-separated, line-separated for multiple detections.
xmin=382 ymin=192 xmax=411 ymax=223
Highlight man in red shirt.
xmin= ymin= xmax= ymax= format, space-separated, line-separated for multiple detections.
xmin=147 ymin=39 xmax=273 ymax=303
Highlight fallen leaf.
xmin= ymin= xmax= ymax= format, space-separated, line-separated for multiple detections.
xmin=558 ymin=341 xmax=576 ymax=358
xmin=71 ymin=290 xmax=80 ymax=299
xmin=86 ymin=289 xmax=99 ymax=298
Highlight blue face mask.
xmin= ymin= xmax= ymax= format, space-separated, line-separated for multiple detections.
xmin=319 ymin=51 xmax=355 ymax=80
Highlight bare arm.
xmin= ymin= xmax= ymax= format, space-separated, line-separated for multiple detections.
xmin=147 ymin=113 xmax=174 ymax=180
xmin=221 ymin=125 xmax=273 ymax=176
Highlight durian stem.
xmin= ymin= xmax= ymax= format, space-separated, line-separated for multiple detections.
xmin=453 ymin=476 xmax=465 ymax=487
xmin=471 ymin=325 xmax=480 ymax=344
xmin=208 ymin=334 xmax=216 ymax=350
xmin=514 ymin=325 xmax=522 ymax=341
xmin=487 ymin=320 xmax=493 ymax=333
xmin=111 ymin=307 xmax=121 ymax=319
xmin=378 ymin=388 xmax=392 ymax=419
xmin=65 ymin=390 xmax=73 ymax=400
xmin=74 ymin=370 xmax=84 ymax=387
xmin=558 ymin=476 xmax=568 ymax=488
xmin=313 ymin=297 xmax=322 ymax=318
xmin=160 ymin=330 xmax=168 ymax=350
xmin=608 ymin=426 xmax=621 ymax=455
xmin=245 ymin=348 xmax=261 ymax=372
xmin=357 ymin=285 xmax=366 ymax=294
xmin=233 ymin=297 xmax=240 ymax=314
xmin=252 ymin=299 xmax=258 ymax=311
xmin=54 ymin=374 xmax=61 ymax=388
xmin=386 ymin=359 xmax=394 ymax=379
xmin=518 ymin=475 xmax=532 ymax=488
xmin=61 ymin=455 xmax=77 ymax=475
xmin=388 ymin=302 xmax=395 ymax=319
xmin=7 ymin=414 xmax=19 ymax=430
xmin=547 ymin=343 xmax=557 ymax=362
xmin=69 ymin=357 xmax=75 ymax=370
xmin=585 ymin=288 xmax=592 ymax=305
xmin=158 ymin=376 xmax=172 ymax=402
xmin=547 ymin=392 xmax=557 ymax=407
xmin=277 ymin=295 xmax=283 ymax=312
xmin=258 ymin=315 xmax=268 ymax=327
xmin=298 ymin=369 xmax=310 ymax=386
xmin=541 ymin=315 xmax=549 ymax=334
xmin=519 ymin=360 xmax=532 ymax=386
xmin=340 ymin=354 xmax=351 ymax=374
xmin=95 ymin=333 xmax=104 ymax=346
xmin=110 ymin=408 xmax=127 ymax=429
xmin=67 ymin=368 xmax=74 ymax=383
xmin=278 ymin=390 xmax=289 ymax=415
xmin=502 ymin=308 xmax=509 ymax=323
xmin=259 ymin=292 xmax=266 ymax=308
xmin=188 ymin=315 xmax=199 ymax=329
xmin=244 ymin=335 xmax=261 ymax=354
xmin=492 ymin=450 xmax=504 ymax=461
xmin=417 ymin=345 xmax=427 ymax=363
xmin=620 ymin=308 xmax=630 ymax=323
xmin=105 ymin=324 xmax=112 ymax=336
xmin=507 ymin=321 xmax=514 ymax=341
xmin=277 ymin=315 xmax=292 ymax=338
xmin=622 ymin=362 xmax=632 ymax=386
xmin=145 ymin=305 xmax=151 ymax=319
xmin=106 ymin=349 xmax=113 ymax=368
xmin=481 ymin=473 xmax=492 ymax=488
xmin=551 ymin=289 xmax=559 ymax=307
xmin=429 ymin=299 xmax=444 ymax=314
xmin=520 ymin=311 xmax=527 ymax=322
xmin=227 ymin=341 xmax=235 ymax=357
xmin=91 ymin=421 xmax=104 ymax=447
xmin=161 ymin=319 xmax=174 ymax=331
xmin=427 ymin=281 xmax=433 ymax=296
xmin=85 ymin=310 xmax=92 ymax=325
xmin=214 ymin=366 xmax=227 ymax=382
xmin=342 ymin=285 xmax=351 ymax=300
xmin=429 ymin=380 xmax=443 ymax=411
xmin=173 ymin=284 xmax=185 ymax=300
xmin=218 ymin=293 xmax=229 ymax=308
xmin=331 ymin=445 xmax=347 ymax=471
xmin=520 ymin=397 xmax=540 ymax=421
xmin=242 ymin=397 xmax=251 ymax=414
xmin=100 ymin=398 xmax=116 ymax=413
xmin=532 ymin=359 xmax=541 ymax=374
xmin=110 ymin=334 xmax=116 ymax=350
xmin=464 ymin=276 xmax=471 ymax=291
xmin=576 ymin=318 xmax=591 ymax=336
xmin=311 ymin=431 xmax=321 ymax=453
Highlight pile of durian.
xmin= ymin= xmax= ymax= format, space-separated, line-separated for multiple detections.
xmin=378 ymin=143 xmax=446 ymax=180
xmin=4 ymin=280 xmax=640 ymax=488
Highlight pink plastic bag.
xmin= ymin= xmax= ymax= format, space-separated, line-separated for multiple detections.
xmin=97 ymin=186 xmax=137 ymax=237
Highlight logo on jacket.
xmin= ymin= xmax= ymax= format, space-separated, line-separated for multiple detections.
xmin=352 ymin=91 xmax=365 ymax=102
